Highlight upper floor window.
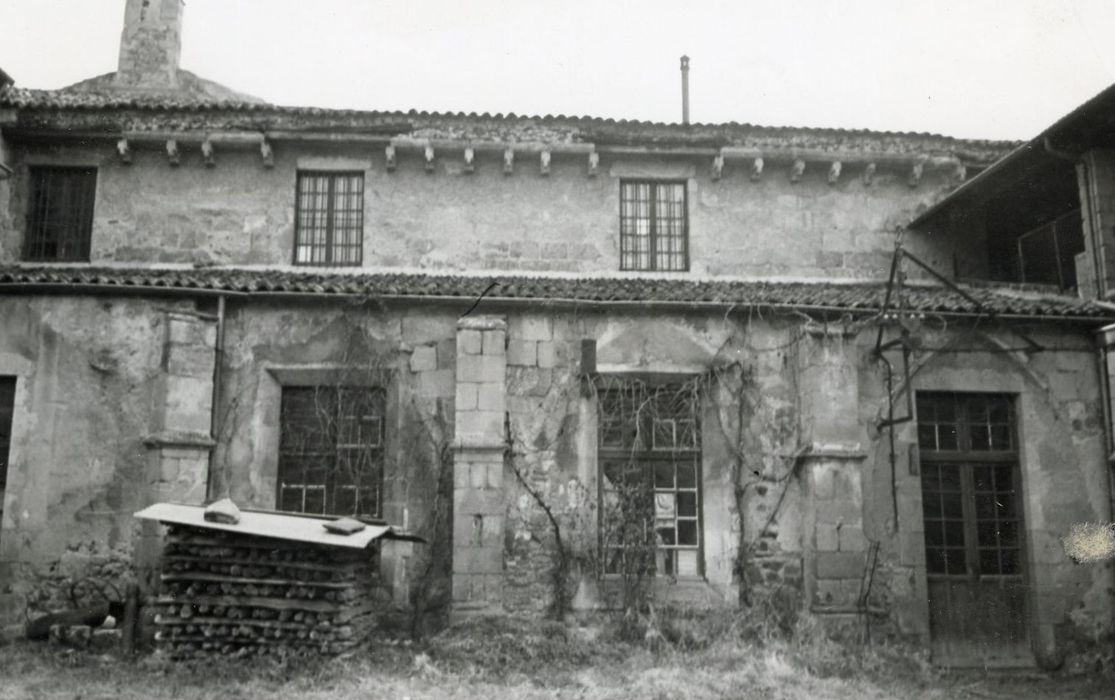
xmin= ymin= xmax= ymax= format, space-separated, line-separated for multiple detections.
xmin=278 ymin=385 xmax=384 ymax=519
xmin=620 ymin=180 xmax=688 ymax=272
xmin=24 ymin=166 xmax=97 ymax=262
xmin=294 ymin=171 xmax=364 ymax=266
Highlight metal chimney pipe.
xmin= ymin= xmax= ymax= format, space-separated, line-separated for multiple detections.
xmin=680 ymin=55 xmax=690 ymax=125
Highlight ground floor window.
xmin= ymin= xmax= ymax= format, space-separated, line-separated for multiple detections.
xmin=278 ymin=385 xmax=384 ymax=519
xmin=597 ymin=379 xmax=702 ymax=577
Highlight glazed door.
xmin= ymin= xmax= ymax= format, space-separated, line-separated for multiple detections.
xmin=917 ymin=394 xmax=1030 ymax=667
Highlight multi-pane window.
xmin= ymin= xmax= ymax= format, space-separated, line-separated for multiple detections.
xmin=278 ymin=386 xmax=384 ymax=519
xmin=598 ymin=382 xmax=701 ymax=577
xmin=24 ymin=167 xmax=97 ymax=262
xmin=619 ymin=180 xmax=688 ymax=271
xmin=917 ymin=393 xmax=1022 ymax=577
xmin=294 ymin=171 xmax=364 ymax=266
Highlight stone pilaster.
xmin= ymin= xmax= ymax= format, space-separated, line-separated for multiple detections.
xmin=796 ymin=325 xmax=871 ymax=612
xmin=451 ymin=315 xmax=508 ymax=611
xmin=144 ymin=311 xmax=217 ymax=506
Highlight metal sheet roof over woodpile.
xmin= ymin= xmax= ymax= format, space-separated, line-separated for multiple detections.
xmin=134 ymin=503 xmax=422 ymax=549
xmin=3 ymin=265 xmax=1110 ymax=321
xmin=0 ymin=83 xmax=1015 ymax=161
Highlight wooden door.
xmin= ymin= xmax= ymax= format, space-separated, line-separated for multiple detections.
xmin=917 ymin=394 xmax=1030 ymax=667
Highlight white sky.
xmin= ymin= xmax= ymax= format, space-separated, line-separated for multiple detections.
xmin=3 ymin=0 xmax=1115 ymax=141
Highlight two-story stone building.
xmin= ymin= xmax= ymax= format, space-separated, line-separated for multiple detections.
xmin=1 ymin=0 xmax=1113 ymax=668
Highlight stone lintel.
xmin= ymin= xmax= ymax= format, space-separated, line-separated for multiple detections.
xmin=457 ymin=315 xmax=507 ymax=332
xmin=143 ymin=430 xmax=215 ymax=451
xmin=800 ymin=442 xmax=866 ymax=461
xmin=452 ymin=439 xmax=507 ymax=453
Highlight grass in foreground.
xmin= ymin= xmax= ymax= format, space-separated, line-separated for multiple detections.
xmin=0 ymin=614 xmax=1111 ymax=700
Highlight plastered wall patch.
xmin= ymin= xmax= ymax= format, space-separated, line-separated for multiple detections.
xmin=1063 ymin=522 xmax=1115 ymax=563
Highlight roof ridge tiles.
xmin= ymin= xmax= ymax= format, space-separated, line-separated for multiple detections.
xmin=0 ymin=84 xmax=1020 ymax=151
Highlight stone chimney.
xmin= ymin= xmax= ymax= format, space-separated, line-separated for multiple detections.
xmin=113 ymin=0 xmax=184 ymax=89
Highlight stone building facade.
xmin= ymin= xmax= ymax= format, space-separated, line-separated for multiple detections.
xmin=1 ymin=0 xmax=1114 ymax=669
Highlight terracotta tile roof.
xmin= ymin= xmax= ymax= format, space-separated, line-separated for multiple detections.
xmin=1 ymin=265 xmax=1109 ymax=321
xmin=0 ymin=83 xmax=1017 ymax=162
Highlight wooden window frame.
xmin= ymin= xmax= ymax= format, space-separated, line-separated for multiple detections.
xmin=917 ymin=392 xmax=1025 ymax=580
xmin=277 ymin=385 xmax=385 ymax=519
xmin=619 ymin=180 xmax=689 ymax=272
xmin=293 ymin=171 xmax=365 ymax=267
xmin=23 ymin=166 xmax=97 ymax=262
xmin=597 ymin=379 xmax=703 ymax=578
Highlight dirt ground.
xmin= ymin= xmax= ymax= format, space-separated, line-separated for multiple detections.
xmin=1 ymin=636 xmax=1111 ymax=700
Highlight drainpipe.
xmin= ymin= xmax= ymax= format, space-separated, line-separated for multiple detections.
xmin=205 ymin=294 xmax=226 ymax=501
xmin=1099 ymin=326 xmax=1115 ymax=515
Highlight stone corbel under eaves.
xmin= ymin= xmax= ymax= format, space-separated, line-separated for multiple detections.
xmin=382 ymin=137 xmax=596 ymax=175
xmin=119 ymin=130 xmax=272 ymax=168
xmin=711 ymin=146 xmax=961 ymax=186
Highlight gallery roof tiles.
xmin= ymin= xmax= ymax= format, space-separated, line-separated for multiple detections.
xmin=1 ymin=265 xmax=1109 ymax=322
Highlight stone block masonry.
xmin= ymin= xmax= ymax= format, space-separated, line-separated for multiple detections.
xmin=114 ymin=0 xmax=184 ymax=90
xmin=452 ymin=316 xmax=508 ymax=611
xmin=135 ymin=310 xmax=218 ymax=593
xmin=148 ymin=311 xmax=216 ymax=445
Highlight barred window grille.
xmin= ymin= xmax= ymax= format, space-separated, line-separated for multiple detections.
xmin=598 ymin=382 xmax=702 ymax=577
xmin=23 ymin=167 xmax=97 ymax=262
xmin=278 ymin=386 xmax=384 ymax=519
xmin=619 ymin=180 xmax=688 ymax=271
xmin=294 ymin=172 xmax=364 ymax=266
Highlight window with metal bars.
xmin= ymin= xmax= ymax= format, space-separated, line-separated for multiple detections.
xmin=23 ymin=167 xmax=97 ymax=262
xmin=278 ymin=386 xmax=384 ymax=519
xmin=619 ymin=180 xmax=689 ymax=271
xmin=916 ymin=393 xmax=1023 ymax=577
xmin=294 ymin=171 xmax=364 ymax=266
xmin=598 ymin=382 xmax=702 ymax=577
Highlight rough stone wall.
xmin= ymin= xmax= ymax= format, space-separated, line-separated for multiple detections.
xmin=210 ymin=301 xmax=456 ymax=615
xmin=857 ymin=324 xmax=1114 ymax=663
xmin=0 ymin=295 xmax=192 ymax=622
xmin=497 ymin=310 xmax=806 ymax=614
xmin=0 ymin=142 xmax=965 ymax=280
xmin=0 ymin=288 xmax=1109 ymax=662
xmin=114 ymin=0 xmax=183 ymax=90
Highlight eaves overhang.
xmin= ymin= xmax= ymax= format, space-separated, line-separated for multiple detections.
xmin=0 ymin=264 xmax=1111 ymax=324
xmin=909 ymin=81 xmax=1115 ymax=230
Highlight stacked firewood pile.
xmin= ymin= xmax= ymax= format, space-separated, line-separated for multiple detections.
xmin=154 ymin=524 xmax=389 ymax=658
